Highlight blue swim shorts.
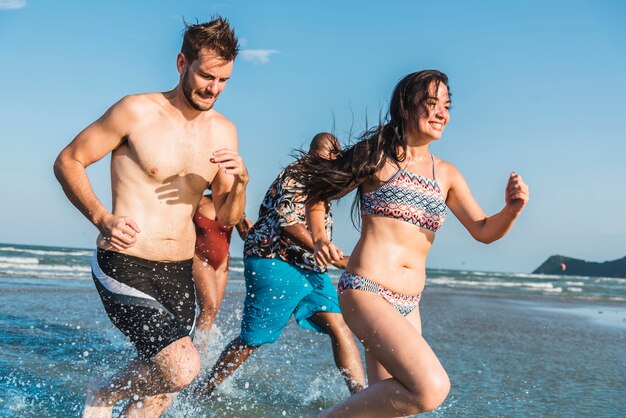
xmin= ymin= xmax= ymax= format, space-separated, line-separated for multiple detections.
xmin=240 ymin=257 xmax=341 ymax=346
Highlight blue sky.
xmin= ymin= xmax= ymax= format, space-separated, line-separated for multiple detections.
xmin=1 ymin=0 xmax=624 ymax=273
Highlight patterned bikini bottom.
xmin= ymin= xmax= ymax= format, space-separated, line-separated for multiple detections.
xmin=337 ymin=271 xmax=422 ymax=316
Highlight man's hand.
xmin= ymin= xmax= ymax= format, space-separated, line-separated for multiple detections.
xmin=99 ymin=214 xmax=141 ymax=251
xmin=211 ymin=149 xmax=249 ymax=184
xmin=331 ymin=255 xmax=350 ymax=270
xmin=314 ymin=239 xmax=344 ymax=267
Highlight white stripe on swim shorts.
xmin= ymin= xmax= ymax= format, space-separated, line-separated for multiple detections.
xmin=91 ymin=251 xmax=156 ymax=301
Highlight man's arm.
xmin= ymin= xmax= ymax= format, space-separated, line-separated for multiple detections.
xmin=210 ymin=123 xmax=249 ymax=226
xmin=282 ymin=223 xmax=349 ymax=269
xmin=53 ymin=96 xmax=141 ymax=250
xmin=274 ymin=175 xmax=316 ymax=251
xmin=305 ymin=201 xmax=344 ymax=267
xmin=282 ymin=224 xmax=315 ymax=251
xmin=274 ymin=173 xmax=347 ymax=268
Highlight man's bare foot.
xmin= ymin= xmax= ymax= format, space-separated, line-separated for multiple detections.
xmin=124 ymin=393 xmax=175 ymax=418
xmin=82 ymin=379 xmax=114 ymax=418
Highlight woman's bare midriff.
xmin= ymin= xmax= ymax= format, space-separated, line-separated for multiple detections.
xmin=346 ymin=216 xmax=435 ymax=295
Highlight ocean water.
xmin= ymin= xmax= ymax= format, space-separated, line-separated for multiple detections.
xmin=1 ymin=243 xmax=625 ymax=417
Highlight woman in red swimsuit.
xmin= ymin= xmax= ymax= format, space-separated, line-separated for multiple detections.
xmin=193 ymin=193 xmax=252 ymax=333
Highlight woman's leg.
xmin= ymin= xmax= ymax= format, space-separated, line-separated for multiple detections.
xmin=320 ymin=290 xmax=449 ymax=417
xmin=364 ymin=305 xmax=422 ymax=384
xmin=193 ymin=255 xmax=229 ymax=333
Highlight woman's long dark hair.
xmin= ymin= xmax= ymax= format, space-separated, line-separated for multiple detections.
xmin=288 ymin=70 xmax=450 ymax=223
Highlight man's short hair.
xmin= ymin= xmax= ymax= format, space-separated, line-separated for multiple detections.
xmin=181 ymin=16 xmax=239 ymax=63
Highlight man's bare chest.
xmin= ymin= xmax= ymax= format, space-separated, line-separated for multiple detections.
xmin=116 ymin=129 xmax=218 ymax=183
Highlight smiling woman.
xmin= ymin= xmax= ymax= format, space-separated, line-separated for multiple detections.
xmin=288 ymin=69 xmax=530 ymax=417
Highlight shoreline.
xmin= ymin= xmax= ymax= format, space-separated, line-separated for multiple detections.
xmin=425 ymin=287 xmax=626 ymax=330
xmin=3 ymin=276 xmax=624 ymax=331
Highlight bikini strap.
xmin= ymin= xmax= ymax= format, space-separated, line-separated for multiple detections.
xmin=431 ymin=153 xmax=437 ymax=180
xmin=386 ymin=163 xmax=403 ymax=184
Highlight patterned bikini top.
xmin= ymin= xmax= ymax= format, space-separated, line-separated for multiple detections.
xmin=360 ymin=154 xmax=447 ymax=232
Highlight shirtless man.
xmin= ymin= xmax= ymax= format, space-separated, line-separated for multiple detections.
xmin=53 ymin=17 xmax=247 ymax=418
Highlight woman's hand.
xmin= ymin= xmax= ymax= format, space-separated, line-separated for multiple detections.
xmin=236 ymin=216 xmax=253 ymax=240
xmin=504 ymin=172 xmax=529 ymax=216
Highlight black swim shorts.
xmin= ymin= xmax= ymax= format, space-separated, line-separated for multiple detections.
xmin=91 ymin=249 xmax=196 ymax=359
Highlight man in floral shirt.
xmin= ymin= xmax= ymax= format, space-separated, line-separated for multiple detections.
xmin=199 ymin=133 xmax=365 ymax=395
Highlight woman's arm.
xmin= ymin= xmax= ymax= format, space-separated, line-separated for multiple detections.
xmin=235 ymin=215 xmax=253 ymax=240
xmin=446 ymin=164 xmax=529 ymax=244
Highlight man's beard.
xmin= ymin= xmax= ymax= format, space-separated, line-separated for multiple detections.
xmin=182 ymin=71 xmax=217 ymax=112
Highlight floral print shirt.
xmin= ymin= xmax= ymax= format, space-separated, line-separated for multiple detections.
xmin=244 ymin=166 xmax=332 ymax=272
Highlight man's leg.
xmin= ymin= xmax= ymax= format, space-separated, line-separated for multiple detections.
xmin=197 ymin=336 xmax=259 ymax=395
xmin=122 ymin=394 xmax=172 ymax=418
xmin=83 ymin=337 xmax=200 ymax=418
xmin=309 ymin=311 xmax=366 ymax=394
xmin=196 ymin=257 xmax=311 ymax=396
xmin=87 ymin=251 xmax=199 ymax=418
xmin=293 ymin=269 xmax=365 ymax=394
xmin=129 ymin=259 xmax=233 ymax=416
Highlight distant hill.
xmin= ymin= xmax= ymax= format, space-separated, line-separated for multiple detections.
xmin=533 ymin=255 xmax=626 ymax=278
